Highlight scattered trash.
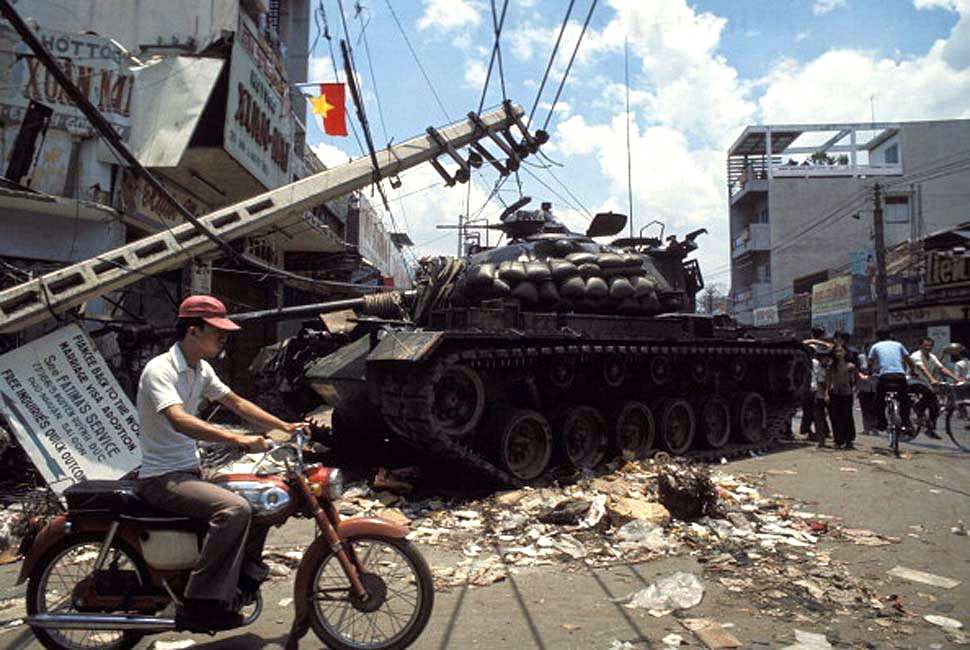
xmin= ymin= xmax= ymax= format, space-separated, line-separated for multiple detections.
xmin=373 ymin=467 xmax=415 ymax=494
xmin=838 ymin=467 xmax=858 ymax=473
xmin=781 ymin=629 xmax=832 ymax=649
xmin=680 ymin=618 xmax=742 ymax=648
xmin=887 ymin=566 xmax=961 ymax=589
xmin=561 ymin=623 xmax=581 ymax=632
xmin=616 ymin=520 xmax=668 ymax=552
xmin=608 ymin=640 xmax=636 ymax=650
xmin=621 ymin=571 xmax=704 ymax=613
xmin=552 ymin=533 xmax=587 ymax=559
xmin=952 ymin=521 xmax=967 ymax=536
xmin=656 ymin=460 xmax=721 ymax=521
xmin=663 ymin=632 xmax=686 ymax=646
xmin=277 ymin=597 xmax=293 ymax=607
xmin=842 ymin=528 xmax=897 ymax=546
xmin=540 ymin=498 xmax=590 ymax=525
xmin=924 ymin=614 xmax=963 ymax=630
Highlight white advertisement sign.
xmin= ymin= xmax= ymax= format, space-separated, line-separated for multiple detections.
xmin=224 ymin=13 xmax=292 ymax=189
xmin=753 ymin=305 xmax=779 ymax=327
xmin=0 ymin=326 xmax=141 ymax=494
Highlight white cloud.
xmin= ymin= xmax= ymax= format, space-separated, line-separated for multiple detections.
xmin=310 ymin=142 xmax=354 ymax=168
xmin=813 ymin=0 xmax=846 ymax=15
xmin=795 ymin=30 xmax=810 ymax=42
xmin=758 ymin=44 xmax=970 ymax=123
xmin=417 ymin=0 xmax=482 ymax=31
xmin=308 ymin=55 xmax=334 ymax=84
xmin=464 ymin=60 xmax=487 ymax=88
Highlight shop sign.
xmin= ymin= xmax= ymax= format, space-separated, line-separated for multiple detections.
xmin=0 ymin=26 xmax=132 ymax=137
xmin=753 ymin=305 xmax=779 ymax=327
xmin=812 ymin=276 xmax=852 ymax=318
xmin=116 ymin=169 xmax=210 ymax=231
xmin=813 ymin=311 xmax=854 ymax=336
xmin=793 ymin=292 xmax=811 ymax=316
xmin=0 ymin=326 xmax=141 ymax=495
xmin=926 ymin=251 xmax=970 ymax=292
xmin=224 ymin=14 xmax=292 ymax=189
xmin=889 ymin=304 xmax=970 ymax=326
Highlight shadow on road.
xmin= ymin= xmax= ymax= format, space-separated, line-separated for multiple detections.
xmin=583 ymin=563 xmax=652 ymax=648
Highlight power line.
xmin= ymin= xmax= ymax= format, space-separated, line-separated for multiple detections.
xmin=383 ymin=0 xmax=450 ymax=122
xmin=527 ymin=0 xmax=576 ymax=130
xmin=542 ymin=0 xmax=599 ymax=133
xmin=356 ymin=5 xmax=389 ymax=144
xmin=477 ymin=0 xmax=511 ymax=113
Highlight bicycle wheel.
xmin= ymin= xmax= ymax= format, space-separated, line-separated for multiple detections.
xmin=888 ymin=397 xmax=902 ymax=456
xmin=946 ymin=400 xmax=970 ymax=452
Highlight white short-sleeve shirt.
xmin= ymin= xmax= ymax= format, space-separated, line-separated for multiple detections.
xmin=136 ymin=343 xmax=231 ymax=478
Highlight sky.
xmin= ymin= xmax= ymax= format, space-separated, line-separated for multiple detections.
xmin=303 ymin=0 xmax=970 ymax=289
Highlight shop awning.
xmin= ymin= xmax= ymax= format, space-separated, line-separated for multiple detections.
xmin=126 ymin=56 xmax=226 ymax=168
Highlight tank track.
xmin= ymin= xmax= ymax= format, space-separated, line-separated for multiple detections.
xmin=379 ymin=340 xmax=804 ymax=486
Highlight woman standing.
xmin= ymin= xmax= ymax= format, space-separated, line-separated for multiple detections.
xmin=824 ymin=342 xmax=866 ymax=449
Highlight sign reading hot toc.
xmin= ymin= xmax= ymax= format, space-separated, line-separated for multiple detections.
xmin=0 ymin=326 xmax=141 ymax=495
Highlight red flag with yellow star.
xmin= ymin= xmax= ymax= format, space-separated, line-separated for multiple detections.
xmin=310 ymin=83 xmax=347 ymax=136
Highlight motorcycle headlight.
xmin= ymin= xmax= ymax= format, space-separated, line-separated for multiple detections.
xmin=305 ymin=465 xmax=344 ymax=500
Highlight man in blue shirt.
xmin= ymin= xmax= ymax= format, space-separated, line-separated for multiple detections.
xmin=868 ymin=329 xmax=919 ymax=433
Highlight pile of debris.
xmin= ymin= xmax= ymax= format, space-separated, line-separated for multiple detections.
xmin=325 ymin=455 xmax=966 ymax=642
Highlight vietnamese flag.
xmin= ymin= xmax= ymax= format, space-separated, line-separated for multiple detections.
xmin=310 ymin=83 xmax=347 ymax=136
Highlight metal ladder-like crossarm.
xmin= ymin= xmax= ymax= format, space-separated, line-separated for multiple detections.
xmin=0 ymin=105 xmax=527 ymax=334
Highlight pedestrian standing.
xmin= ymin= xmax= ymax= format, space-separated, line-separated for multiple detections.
xmin=812 ymin=353 xmax=832 ymax=446
xmin=801 ymin=327 xmax=830 ymax=437
xmin=857 ymin=340 xmax=879 ymax=435
xmin=823 ymin=342 xmax=864 ymax=449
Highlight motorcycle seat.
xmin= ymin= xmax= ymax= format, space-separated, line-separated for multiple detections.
xmin=63 ymin=480 xmax=196 ymax=523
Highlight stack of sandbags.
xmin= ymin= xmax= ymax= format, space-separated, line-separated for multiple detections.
xmin=456 ymin=251 xmax=666 ymax=314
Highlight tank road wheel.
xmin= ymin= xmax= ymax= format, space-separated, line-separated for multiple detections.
xmin=649 ymin=356 xmax=672 ymax=385
xmin=690 ymin=358 xmax=709 ymax=384
xmin=602 ymin=356 xmax=626 ymax=388
xmin=733 ymin=391 xmax=767 ymax=443
xmin=429 ymin=365 xmax=485 ymax=438
xmin=655 ymin=399 xmax=696 ymax=455
xmin=494 ymin=410 xmax=553 ymax=481
xmin=548 ymin=358 xmax=576 ymax=389
xmin=699 ymin=397 xmax=732 ymax=449
xmin=558 ymin=406 xmax=608 ymax=469
xmin=728 ymin=358 xmax=747 ymax=382
xmin=609 ymin=401 xmax=655 ymax=458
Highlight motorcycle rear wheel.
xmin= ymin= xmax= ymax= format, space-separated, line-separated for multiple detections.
xmin=306 ymin=535 xmax=433 ymax=650
xmin=26 ymin=533 xmax=150 ymax=650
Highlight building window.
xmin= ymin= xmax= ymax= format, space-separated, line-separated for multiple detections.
xmin=884 ymin=195 xmax=910 ymax=224
xmin=884 ymin=143 xmax=899 ymax=164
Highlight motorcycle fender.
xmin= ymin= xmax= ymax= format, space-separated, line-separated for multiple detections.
xmin=291 ymin=517 xmax=409 ymax=627
xmin=17 ymin=515 xmax=69 ymax=585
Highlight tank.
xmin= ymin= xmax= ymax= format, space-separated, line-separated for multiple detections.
xmin=243 ymin=198 xmax=811 ymax=486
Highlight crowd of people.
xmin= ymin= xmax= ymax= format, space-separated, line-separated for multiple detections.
xmin=795 ymin=327 xmax=969 ymax=450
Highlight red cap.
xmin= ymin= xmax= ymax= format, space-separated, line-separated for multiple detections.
xmin=177 ymin=295 xmax=240 ymax=331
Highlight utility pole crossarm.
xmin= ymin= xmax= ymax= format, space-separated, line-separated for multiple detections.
xmin=0 ymin=106 xmax=529 ymax=333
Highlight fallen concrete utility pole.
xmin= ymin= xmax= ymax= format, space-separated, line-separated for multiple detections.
xmin=0 ymin=104 xmax=543 ymax=333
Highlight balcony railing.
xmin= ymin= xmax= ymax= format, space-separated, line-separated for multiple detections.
xmin=731 ymin=282 xmax=773 ymax=309
xmin=732 ymin=223 xmax=771 ymax=259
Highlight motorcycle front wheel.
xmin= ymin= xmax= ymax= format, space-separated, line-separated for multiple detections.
xmin=305 ymin=535 xmax=433 ymax=650
xmin=26 ymin=533 xmax=149 ymax=650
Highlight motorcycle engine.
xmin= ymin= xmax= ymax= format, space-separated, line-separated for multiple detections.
xmin=221 ymin=479 xmax=292 ymax=516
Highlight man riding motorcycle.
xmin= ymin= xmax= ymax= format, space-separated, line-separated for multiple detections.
xmin=136 ymin=295 xmax=305 ymax=631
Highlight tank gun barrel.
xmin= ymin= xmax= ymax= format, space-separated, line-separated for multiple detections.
xmin=229 ymin=290 xmax=416 ymax=323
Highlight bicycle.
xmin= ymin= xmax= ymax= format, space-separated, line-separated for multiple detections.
xmin=885 ymin=389 xmax=909 ymax=457
xmin=939 ymin=381 xmax=970 ymax=451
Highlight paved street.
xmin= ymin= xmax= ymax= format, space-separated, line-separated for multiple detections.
xmin=1 ymin=414 xmax=968 ymax=649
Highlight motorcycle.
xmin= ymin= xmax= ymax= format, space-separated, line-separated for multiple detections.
xmin=18 ymin=428 xmax=434 ymax=650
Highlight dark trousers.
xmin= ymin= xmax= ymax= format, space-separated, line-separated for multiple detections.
xmin=858 ymin=390 xmax=878 ymax=432
xmin=140 ymin=470 xmax=259 ymax=604
xmin=828 ymin=394 xmax=856 ymax=446
xmin=910 ymin=383 xmax=939 ymax=430
xmin=800 ymin=394 xmax=816 ymax=434
xmin=813 ymin=397 xmax=830 ymax=441
xmin=876 ymin=373 xmax=911 ymax=430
